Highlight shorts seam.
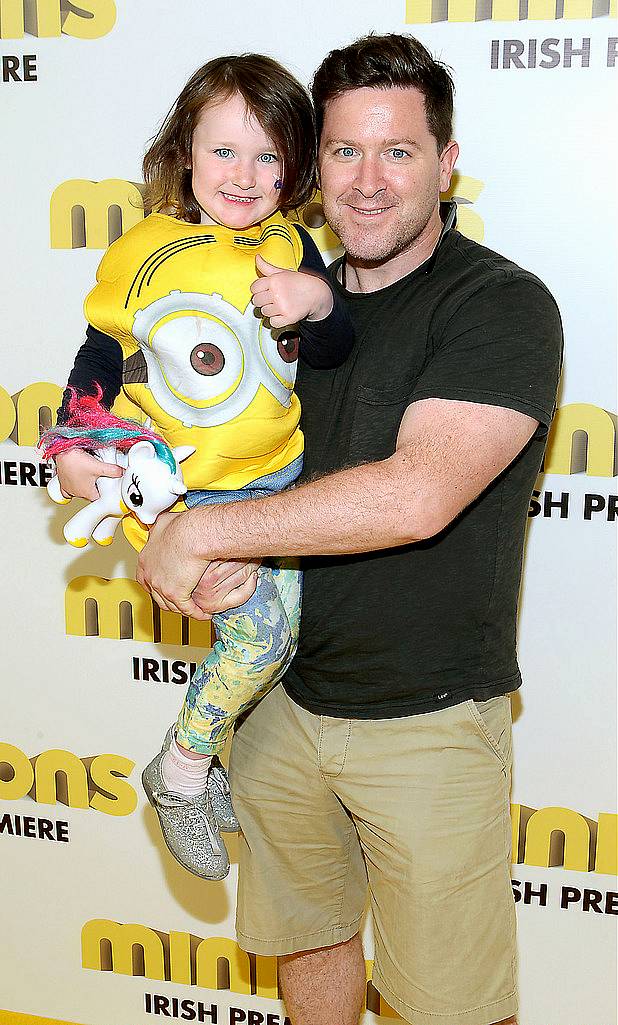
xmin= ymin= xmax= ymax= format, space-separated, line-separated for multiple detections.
xmin=464 ymin=698 xmax=509 ymax=770
xmin=237 ymin=916 xmax=363 ymax=943
xmin=317 ymin=717 xmax=352 ymax=780
xmin=372 ymin=969 xmax=517 ymax=1017
xmin=335 ymin=807 xmax=357 ymax=921
xmin=317 ymin=715 xmax=325 ymax=772
xmin=501 ymin=765 xmax=518 ymax=986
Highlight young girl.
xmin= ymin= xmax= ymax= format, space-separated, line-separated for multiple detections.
xmin=50 ymin=55 xmax=353 ymax=880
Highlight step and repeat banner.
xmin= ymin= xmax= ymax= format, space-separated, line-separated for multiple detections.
xmin=1 ymin=2 xmax=616 ymax=1024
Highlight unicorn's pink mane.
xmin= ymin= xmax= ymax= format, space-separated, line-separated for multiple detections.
xmin=40 ymin=385 xmax=174 ymax=469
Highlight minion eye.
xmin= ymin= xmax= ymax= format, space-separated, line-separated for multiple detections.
xmin=277 ymin=333 xmax=300 ymax=364
xmin=132 ymin=290 xmax=296 ymax=427
xmin=191 ymin=343 xmax=225 ymax=376
xmin=144 ymin=311 xmax=244 ymax=408
xmin=259 ymin=322 xmax=299 ymax=397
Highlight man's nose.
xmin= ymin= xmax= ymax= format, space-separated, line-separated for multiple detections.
xmin=353 ymin=156 xmax=385 ymax=197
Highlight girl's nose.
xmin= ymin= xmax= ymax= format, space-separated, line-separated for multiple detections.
xmin=233 ymin=160 xmax=256 ymax=190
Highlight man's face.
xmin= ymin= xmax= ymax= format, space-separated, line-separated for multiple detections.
xmin=318 ymin=86 xmax=458 ymax=265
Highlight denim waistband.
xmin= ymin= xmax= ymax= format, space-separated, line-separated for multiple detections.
xmin=185 ymin=454 xmax=303 ymax=508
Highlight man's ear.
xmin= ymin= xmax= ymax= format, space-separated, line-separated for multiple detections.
xmin=439 ymin=141 xmax=459 ymax=193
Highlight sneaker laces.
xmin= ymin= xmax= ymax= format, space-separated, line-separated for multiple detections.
xmin=209 ymin=762 xmax=230 ymax=796
xmin=151 ymin=790 xmax=224 ymax=857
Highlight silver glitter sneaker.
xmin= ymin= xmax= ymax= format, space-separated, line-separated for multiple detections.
xmin=158 ymin=726 xmax=239 ymax=833
xmin=142 ymin=742 xmax=229 ymax=880
xmin=208 ymin=756 xmax=240 ymax=833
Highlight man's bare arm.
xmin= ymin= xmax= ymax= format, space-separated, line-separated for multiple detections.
xmin=136 ymin=398 xmax=539 ymax=611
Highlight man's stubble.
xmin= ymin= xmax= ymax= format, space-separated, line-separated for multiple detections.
xmin=320 ymin=173 xmax=441 ymax=270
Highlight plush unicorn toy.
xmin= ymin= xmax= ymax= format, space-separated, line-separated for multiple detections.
xmin=40 ymin=387 xmax=195 ymax=548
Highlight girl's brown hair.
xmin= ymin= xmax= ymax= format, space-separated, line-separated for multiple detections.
xmin=143 ymin=54 xmax=317 ymax=222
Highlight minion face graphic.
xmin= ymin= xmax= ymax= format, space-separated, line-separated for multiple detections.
xmin=85 ymin=214 xmax=307 ymax=488
xmin=131 ymin=290 xmax=299 ymax=428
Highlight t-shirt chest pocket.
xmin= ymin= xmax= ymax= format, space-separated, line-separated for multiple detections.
xmin=348 ymin=380 xmax=415 ymax=464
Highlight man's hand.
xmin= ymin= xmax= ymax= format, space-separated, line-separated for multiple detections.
xmin=136 ymin=510 xmax=212 ymax=619
xmin=251 ymin=255 xmax=334 ymax=328
xmin=192 ymin=559 xmax=260 ymax=617
xmin=55 ymin=448 xmax=122 ymax=501
xmin=136 ymin=510 xmax=260 ymax=619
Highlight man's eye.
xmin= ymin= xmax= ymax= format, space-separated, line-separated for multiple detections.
xmin=338 ymin=147 xmax=356 ymax=158
xmin=215 ymin=148 xmax=233 ymax=159
xmin=390 ymin=148 xmax=409 ymax=159
xmin=258 ymin=153 xmax=278 ymax=164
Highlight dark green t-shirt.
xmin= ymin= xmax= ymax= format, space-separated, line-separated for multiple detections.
xmin=283 ymin=223 xmax=563 ymax=718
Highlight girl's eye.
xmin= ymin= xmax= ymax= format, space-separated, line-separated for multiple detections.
xmin=258 ymin=153 xmax=278 ymax=164
xmin=215 ymin=148 xmax=233 ymax=159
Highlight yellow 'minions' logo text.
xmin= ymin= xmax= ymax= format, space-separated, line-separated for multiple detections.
xmin=78 ymin=807 xmax=614 ymax=1009
xmin=0 ymin=380 xmax=63 ymax=446
xmin=81 ymin=923 xmax=398 ymax=1017
xmin=50 ymin=179 xmax=145 ymax=249
xmin=0 ymin=0 xmax=116 ymax=38
xmin=405 ymin=0 xmax=615 ymax=21
xmin=444 ymin=173 xmax=484 ymax=242
xmin=0 ymin=742 xmax=137 ymax=816
xmin=543 ymin=403 xmax=617 ymax=477
xmin=512 ymin=805 xmax=616 ymax=874
xmin=65 ymin=575 xmax=213 ymax=647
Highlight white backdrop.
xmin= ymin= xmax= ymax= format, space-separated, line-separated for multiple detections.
xmin=1 ymin=2 xmax=616 ymax=1024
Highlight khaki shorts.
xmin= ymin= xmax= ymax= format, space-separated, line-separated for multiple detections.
xmin=229 ymin=685 xmax=517 ymax=1025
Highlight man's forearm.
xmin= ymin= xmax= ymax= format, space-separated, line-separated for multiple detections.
xmin=188 ymin=451 xmax=426 ymax=561
xmin=181 ymin=399 xmax=539 ymax=563
xmin=137 ymin=400 xmax=539 ymax=612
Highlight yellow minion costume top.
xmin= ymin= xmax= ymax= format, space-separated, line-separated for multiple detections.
xmin=84 ymin=212 xmax=308 ymax=492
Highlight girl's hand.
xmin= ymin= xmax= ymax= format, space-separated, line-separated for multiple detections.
xmin=250 ymin=255 xmax=334 ymax=329
xmin=54 ymin=448 xmax=123 ymax=502
xmin=191 ymin=559 xmax=261 ymax=618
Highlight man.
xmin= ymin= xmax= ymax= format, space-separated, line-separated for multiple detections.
xmin=137 ymin=33 xmax=562 ymax=1025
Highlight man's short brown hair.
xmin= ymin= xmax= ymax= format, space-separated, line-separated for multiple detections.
xmin=143 ymin=54 xmax=317 ymax=222
xmin=311 ymin=34 xmax=455 ymax=154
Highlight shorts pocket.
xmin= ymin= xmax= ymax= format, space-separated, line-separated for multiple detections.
xmin=465 ymin=696 xmax=512 ymax=770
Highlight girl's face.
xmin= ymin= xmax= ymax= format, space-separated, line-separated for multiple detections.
xmin=190 ymin=92 xmax=282 ymax=229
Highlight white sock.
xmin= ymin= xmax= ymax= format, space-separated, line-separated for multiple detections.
xmin=160 ymin=736 xmax=212 ymax=796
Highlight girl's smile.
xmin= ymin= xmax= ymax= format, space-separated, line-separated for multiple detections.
xmin=191 ymin=92 xmax=282 ymax=230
